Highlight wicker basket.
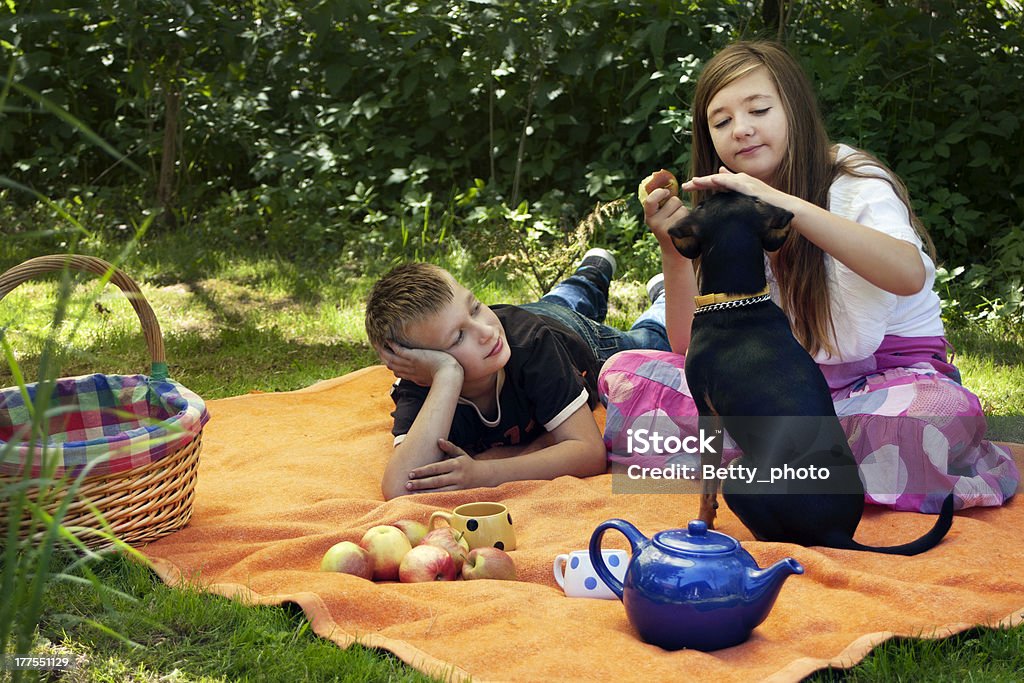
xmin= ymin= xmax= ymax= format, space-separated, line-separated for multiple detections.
xmin=0 ymin=255 xmax=207 ymax=549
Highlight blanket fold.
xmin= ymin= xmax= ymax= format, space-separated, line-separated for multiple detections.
xmin=143 ymin=366 xmax=1024 ymax=682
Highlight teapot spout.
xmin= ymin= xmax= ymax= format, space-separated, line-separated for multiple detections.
xmin=743 ymin=558 xmax=804 ymax=629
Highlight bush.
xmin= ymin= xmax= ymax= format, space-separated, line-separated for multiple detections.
xmin=2 ymin=1 xmax=1022 ymax=321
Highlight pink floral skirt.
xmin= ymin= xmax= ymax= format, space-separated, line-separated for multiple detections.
xmin=598 ymin=344 xmax=1019 ymax=512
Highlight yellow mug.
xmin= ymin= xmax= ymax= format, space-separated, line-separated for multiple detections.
xmin=429 ymin=502 xmax=517 ymax=551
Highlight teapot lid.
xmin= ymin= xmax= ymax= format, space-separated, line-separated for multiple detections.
xmin=652 ymin=520 xmax=738 ymax=555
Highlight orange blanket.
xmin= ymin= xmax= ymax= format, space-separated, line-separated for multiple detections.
xmin=143 ymin=366 xmax=1024 ymax=682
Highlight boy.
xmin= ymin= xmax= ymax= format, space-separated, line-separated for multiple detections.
xmin=364 ymin=251 xmax=673 ymax=499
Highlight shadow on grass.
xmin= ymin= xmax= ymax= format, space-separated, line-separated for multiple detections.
xmin=0 ymin=321 xmax=380 ymax=400
xmin=2 ymin=231 xmax=390 ymax=321
xmin=1 ymin=243 xmax=383 ymax=399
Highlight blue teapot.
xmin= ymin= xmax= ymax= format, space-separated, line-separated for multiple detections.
xmin=590 ymin=519 xmax=803 ymax=651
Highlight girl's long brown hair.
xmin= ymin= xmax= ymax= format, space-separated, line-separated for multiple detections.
xmin=690 ymin=41 xmax=935 ymax=358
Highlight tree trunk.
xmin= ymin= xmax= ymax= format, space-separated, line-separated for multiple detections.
xmin=762 ymin=0 xmax=789 ymax=41
xmin=157 ymin=82 xmax=181 ymax=229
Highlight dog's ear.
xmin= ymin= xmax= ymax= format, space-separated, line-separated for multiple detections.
xmin=759 ymin=207 xmax=794 ymax=252
xmin=667 ymin=216 xmax=702 ymax=259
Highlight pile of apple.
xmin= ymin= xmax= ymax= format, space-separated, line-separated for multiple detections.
xmin=320 ymin=519 xmax=517 ymax=583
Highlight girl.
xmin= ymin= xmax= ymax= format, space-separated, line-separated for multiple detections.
xmin=600 ymin=40 xmax=1018 ymax=512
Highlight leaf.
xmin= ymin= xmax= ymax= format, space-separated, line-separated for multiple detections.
xmin=968 ymin=140 xmax=992 ymax=167
xmin=557 ymin=51 xmax=583 ymax=76
xmin=325 ymin=63 xmax=352 ymax=94
xmin=647 ymin=21 xmax=670 ymax=67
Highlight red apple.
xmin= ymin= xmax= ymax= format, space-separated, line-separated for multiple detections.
xmin=421 ymin=527 xmax=469 ymax=572
xmin=392 ymin=519 xmax=429 ymax=547
xmin=320 ymin=541 xmax=373 ymax=580
xmin=360 ymin=525 xmax=413 ymax=581
xmin=399 ymin=543 xmax=458 ymax=582
xmin=461 ymin=546 xmax=517 ymax=581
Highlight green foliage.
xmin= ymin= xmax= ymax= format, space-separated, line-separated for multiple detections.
xmin=800 ymin=0 xmax=1024 ymax=322
xmin=2 ymin=0 xmax=1023 ymax=319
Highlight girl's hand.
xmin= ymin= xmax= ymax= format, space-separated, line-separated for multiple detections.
xmin=684 ymin=167 xmax=926 ymax=295
xmin=642 ymin=186 xmax=690 ymax=250
xmin=682 ymin=166 xmax=780 ymax=204
xmin=405 ymin=439 xmax=490 ymax=492
xmin=380 ymin=342 xmax=462 ymax=387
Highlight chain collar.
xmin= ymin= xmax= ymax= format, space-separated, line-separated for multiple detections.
xmin=693 ymin=288 xmax=772 ymax=315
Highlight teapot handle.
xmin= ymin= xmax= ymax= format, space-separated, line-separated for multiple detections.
xmin=589 ymin=519 xmax=645 ymax=601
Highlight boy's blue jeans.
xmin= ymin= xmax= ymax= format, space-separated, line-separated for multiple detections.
xmin=520 ymin=265 xmax=670 ymax=364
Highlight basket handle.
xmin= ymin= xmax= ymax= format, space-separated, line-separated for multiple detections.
xmin=0 ymin=254 xmax=168 ymax=380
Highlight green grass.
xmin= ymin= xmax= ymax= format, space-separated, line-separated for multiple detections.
xmin=2 ymin=233 xmax=1023 ymax=682
xmin=33 ymin=554 xmax=435 ymax=683
xmin=811 ymin=628 xmax=1024 ymax=682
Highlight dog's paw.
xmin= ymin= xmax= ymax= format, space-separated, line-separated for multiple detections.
xmin=698 ymin=497 xmax=719 ymax=529
xmin=638 ymin=169 xmax=679 ymax=208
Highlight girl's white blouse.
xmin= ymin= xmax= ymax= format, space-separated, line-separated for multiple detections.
xmin=767 ymin=143 xmax=945 ymax=364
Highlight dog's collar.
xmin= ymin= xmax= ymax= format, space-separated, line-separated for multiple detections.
xmin=694 ymin=286 xmax=771 ymax=315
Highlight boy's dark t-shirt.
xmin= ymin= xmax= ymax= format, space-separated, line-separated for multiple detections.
xmin=389 ymin=305 xmax=601 ymax=455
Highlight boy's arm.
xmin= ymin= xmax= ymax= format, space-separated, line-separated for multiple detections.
xmin=381 ymin=347 xmax=464 ymax=500
xmin=472 ymin=431 xmax=556 ymax=459
xmin=403 ymin=405 xmax=606 ymax=493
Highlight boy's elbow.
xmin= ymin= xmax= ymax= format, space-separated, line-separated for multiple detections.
xmin=583 ymin=440 xmax=608 ymax=477
xmin=382 ymin=481 xmax=409 ymax=501
xmin=381 ymin=468 xmax=410 ymax=500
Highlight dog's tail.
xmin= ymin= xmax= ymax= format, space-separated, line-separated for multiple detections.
xmin=828 ymin=493 xmax=955 ymax=556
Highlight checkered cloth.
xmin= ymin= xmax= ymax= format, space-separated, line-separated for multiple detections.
xmin=0 ymin=373 xmax=209 ymax=477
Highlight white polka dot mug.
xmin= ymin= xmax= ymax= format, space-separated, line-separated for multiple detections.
xmin=553 ymin=549 xmax=628 ymax=599
xmin=429 ymin=502 xmax=517 ymax=551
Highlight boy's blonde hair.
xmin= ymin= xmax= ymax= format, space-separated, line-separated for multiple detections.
xmin=365 ymin=262 xmax=454 ymax=350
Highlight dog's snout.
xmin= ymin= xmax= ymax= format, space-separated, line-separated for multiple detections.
xmin=667 ymin=217 xmax=702 ymax=259
xmin=774 ymin=209 xmax=794 ymax=228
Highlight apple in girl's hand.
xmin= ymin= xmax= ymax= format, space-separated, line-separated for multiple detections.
xmin=637 ymin=169 xmax=679 ymax=208
xmin=420 ymin=527 xmax=470 ymax=572
xmin=399 ymin=544 xmax=459 ymax=582
xmin=320 ymin=541 xmax=374 ymax=580
xmin=360 ymin=525 xmax=413 ymax=581
xmin=461 ymin=547 xmax=517 ymax=581
xmin=392 ymin=519 xmax=429 ymax=547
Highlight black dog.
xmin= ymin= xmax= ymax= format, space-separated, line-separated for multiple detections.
xmin=668 ymin=191 xmax=953 ymax=555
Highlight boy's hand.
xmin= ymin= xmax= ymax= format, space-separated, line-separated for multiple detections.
xmin=380 ymin=341 xmax=463 ymax=387
xmin=404 ymin=438 xmax=491 ymax=492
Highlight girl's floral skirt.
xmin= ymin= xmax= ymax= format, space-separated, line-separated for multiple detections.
xmin=599 ymin=349 xmax=1018 ymax=512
